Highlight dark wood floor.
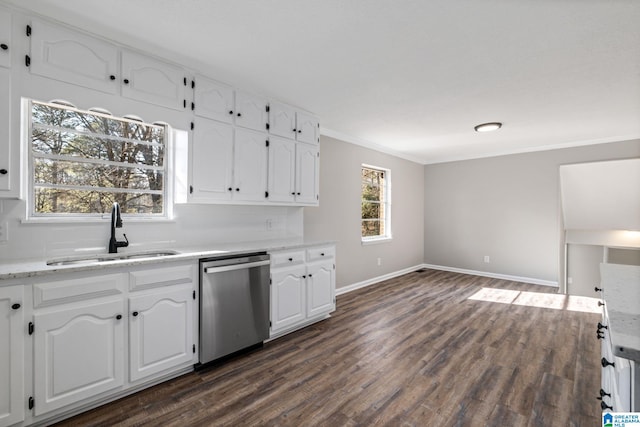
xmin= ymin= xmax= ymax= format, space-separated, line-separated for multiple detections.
xmin=53 ymin=269 xmax=602 ymax=427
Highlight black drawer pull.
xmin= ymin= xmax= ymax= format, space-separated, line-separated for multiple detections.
xmin=110 ymin=75 xmax=116 ymax=80
xmin=132 ymin=311 xmax=139 ymax=317
xmin=123 ymin=78 xmax=130 ymax=84
xmin=116 ymin=314 xmax=122 ymax=320
xmin=288 ymin=258 xmax=293 ymax=262
xmin=594 ymin=286 xmax=602 ymax=292
xmin=320 ymin=253 xmax=325 ymax=256
xmin=601 ymin=357 xmax=615 ymax=368
xmin=0 ymin=169 xmax=7 ymax=175
xmin=229 ymin=110 xmax=233 ymax=115
xmin=11 ymin=303 xmax=20 ymax=310
xmin=598 ymin=301 xmax=605 ymax=307
xmin=0 ymin=43 xmax=8 ymax=50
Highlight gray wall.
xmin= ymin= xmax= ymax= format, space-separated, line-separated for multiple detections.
xmin=423 ymin=139 xmax=640 ymax=283
xmin=304 ymin=136 xmax=425 ymax=289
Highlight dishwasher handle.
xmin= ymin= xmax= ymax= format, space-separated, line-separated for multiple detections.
xmin=203 ymin=259 xmax=270 ymax=274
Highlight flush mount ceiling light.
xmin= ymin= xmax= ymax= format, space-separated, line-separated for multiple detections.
xmin=474 ymin=122 xmax=502 ymax=132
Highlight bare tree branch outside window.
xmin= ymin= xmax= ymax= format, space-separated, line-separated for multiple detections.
xmin=30 ymin=101 xmax=166 ymax=216
xmin=361 ymin=166 xmax=390 ymax=238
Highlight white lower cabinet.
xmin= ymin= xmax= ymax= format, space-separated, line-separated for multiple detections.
xmin=18 ymin=260 xmax=197 ymax=425
xmin=33 ymin=298 xmax=126 ymax=415
xmin=128 ymin=284 xmax=194 ymax=382
xmin=269 ymin=245 xmax=336 ymax=337
xmin=0 ymin=285 xmax=24 ymax=427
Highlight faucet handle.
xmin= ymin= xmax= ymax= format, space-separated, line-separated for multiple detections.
xmin=117 ymin=233 xmax=129 ymax=248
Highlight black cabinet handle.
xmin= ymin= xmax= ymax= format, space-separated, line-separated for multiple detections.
xmin=291 ymin=192 xmax=295 ymax=195
xmin=594 ymin=286 xmax=602 ymax=292
xmin=302 ymin=275 xmax=306 ymax=279
xmin=598 ymin=389 xmax=611 ymax=400
xmin=123 ymin=78 xmax=130 ymax=84
xmin=0 ymin=169 xmax=7 ymax=175
xmin=601 ymin=357 xmax=615 ymax=368
xmin=116 ymin=314 xmax=122 ymax=320
xmin=0 ymin=44 xmax=8 ymax=50
xmin=597 ymin=322 xmax=608 ymax=331
xmin=288 ymin=258 xmax=293 ymax=262
xmin=597 ymin=332 xmax=604 ymax=340
xmin=235 ymin=188 xmax=240 ymax=192
xmin=598 ymin=301 xmax=605 ymax=307
xmin=132 ymin=311 xmax=139 ymax=317
xmin=228 ymin=187 xmax=233 ymax=191
xmin=237 ymin=112 xmax=242 ymax=117
xmin=110 ymin=75 xmax=116 ymax=80
xmin=600 ymin=401 xmax=613 ymax=411
xmin=308 ymin=274 xmax=312 ymax=277
xmin=298 ymin=130 xmax=302 ymax=133
xmin=229 ymin=110 xmax=233 ymax=115
xmin=11 ymin=303 xmax=20 ymax=310
xmin=320 ymin=253 xmax=325 ymax=256
xmin=297 ymin=192 xmax=301 ymax=195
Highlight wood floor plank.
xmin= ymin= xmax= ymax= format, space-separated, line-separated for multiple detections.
xmin=52 ymin=269 xmax=601 ymax=427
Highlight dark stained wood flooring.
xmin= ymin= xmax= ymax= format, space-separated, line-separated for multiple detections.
xmin=52 ymin=269 xmax=602 ymax=427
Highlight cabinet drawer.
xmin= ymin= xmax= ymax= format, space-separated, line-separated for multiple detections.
xmin=270 ymin=250 xmax=306 ymax=267
xmin=129 ymin=263 xmax=195 ymax=291
xmin=33 ymin=273 xmax=125 ymax=308
xmin=306 ymin=246 xmax=335 ymax=262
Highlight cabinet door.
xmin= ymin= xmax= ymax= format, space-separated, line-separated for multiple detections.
xmin=296 ymin=112 xmax=319 ymax=145
xmin=306 ymin=261 xmax=335 ymax=318
xmin=0 ymin=8 xmax=11 ymax=69
xmin=270 ymin=265 xmax=306 ymax=333
xmin=194 ymin=75 xmax=234 ymax=123
xmin=190 ymin=118 xmax=233 ymax=202
xmin=233 ymin=128 xmax=268 ymax=202
xmin=295 ymin=143 xmax=319 ymax=205
xmin=34 ymin=299 xmax=125 ymax=415
xmin=129 ymin=284 xmax=194 ymax=382
xmin=0 ymin=68 xmax=11 ymax=194
xmin=121 ymin=50 xmax=185 ymax=110
xmin=267 ymin=136 xmax=295 ymax=203
xmin=269 ymin=102 xmax=296 ymax=139
xmin=235 ymin=91 xmax=268 ymax=132
xmin=30 ymin=18 xmax=119 ymax=94
xmin=0 ymin=286 xmax=24 ymax=427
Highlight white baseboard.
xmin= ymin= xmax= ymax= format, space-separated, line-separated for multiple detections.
xmin=336 ymin=263 xmax=557 ymax=296
xmin=422 ymin=263 xmax=558 ymax=287
xmin=336 ymin=264 xmax=424 ymax=295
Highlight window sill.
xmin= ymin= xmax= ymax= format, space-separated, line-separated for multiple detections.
xmin=361 ymin=236 xmax=392 ymax=245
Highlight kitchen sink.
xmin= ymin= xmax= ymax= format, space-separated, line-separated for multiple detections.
xmin=46 ymin=250 xmax=180 ymax=266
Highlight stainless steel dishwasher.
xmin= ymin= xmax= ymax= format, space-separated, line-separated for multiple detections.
xmin=198 ymin=252 xmax=270 ymax=365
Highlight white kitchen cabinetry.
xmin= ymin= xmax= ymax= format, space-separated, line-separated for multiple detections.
xmin=233 ymin=128 xmax=268 ymax=202
xmin=33 ymin=298 xmax=126 ymax=415
xmin=0 ymin=8 xmax=11 ymax=69
xmin=120 ymin=50 xmax=186 ymax=110
xmin=269 ymin=102 xmax=319 ymax=144
xmin=190 ymin=118 xmax=234 ymax=202
xmin=267 ymin=137 xmax=296 ymax=203
xmin=0 ymin=285 xmax=24 ymax=427
xmin=269 ymin=245 xmax=336 ymax=337
xmin=0 ymin=67 xmax=12 ymax=195
xmin=194 ymin=75 xmax=234 ymax=124
xmin=29 ymin=19 xmax=186 ymax=110
xmin=295 ymin=142 xmax=320 ymax=205
xmin=235 ymin=91 xmax=269 ymax=132
xmin=29 ymin=18 xmax=119 ymax=94
xmin=128 ymin=284 xmax=194 ymax=382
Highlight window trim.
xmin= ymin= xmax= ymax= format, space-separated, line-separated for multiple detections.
xmin=361 ymin=163 xmax=392 ymax=243
xmin=23 ymin=98 xmax=174 ymax=222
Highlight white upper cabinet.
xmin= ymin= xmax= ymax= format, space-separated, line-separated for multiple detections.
xmin=267 ymin=136 xmax=296 ymax=203
xmin=194 ymin=74 xmax=234 ymax=123
xmin=0 ymin=8 xmax=11 ymax=69
xmin=190 ymin=117 xmax=234 ymax=202
xmin=295 ymin=143 xmax=320 ymax=205
xmin=233 ymin=128 xmax=268 ymax=202
xmin=269 ymin=102 xmax=319 ymax=144
xmin=29 ymin=18 xmax=119 ymax=94
xmin=121 ymin=50 xmax=186 ymax=110
xmin=296 ymin=111 xmax=320 ymax=144
xmin=235 ymin=91 xmax=269 ymax=132
xmin=269 ymin=101 xmax=296 ymax=139
xmin=0 ymin=68 xmax=11 ymax=195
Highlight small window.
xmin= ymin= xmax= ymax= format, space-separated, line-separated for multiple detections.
xmin=28 ymin=100 xmax=168 ymax=219
xmin=361 ymin=165 xmax=391 ymax=242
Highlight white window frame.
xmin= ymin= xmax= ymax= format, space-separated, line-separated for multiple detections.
xmin=24 ymin=98 xmax=174 ymax=222
xmin=361 ymin=164 xmax=392 ymax=244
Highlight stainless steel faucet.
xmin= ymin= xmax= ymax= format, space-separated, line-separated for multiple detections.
xmin=108 ymin=202 xmax=129 ymax=253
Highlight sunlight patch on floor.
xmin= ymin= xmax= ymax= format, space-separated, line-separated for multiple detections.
xmin=467 ymin=287 xmax=601 ymax=313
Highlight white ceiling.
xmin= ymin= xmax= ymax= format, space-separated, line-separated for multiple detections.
xmin=6 ymin=0 xmax=640 ymax=164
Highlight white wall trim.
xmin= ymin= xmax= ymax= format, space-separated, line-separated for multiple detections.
xmin=336 ymin=263 xmax=558 ymax=296
xmin=335 ymin=264 xmax=424 ymax=295
xmin=422 ymin=264 xmax=558 ymax=287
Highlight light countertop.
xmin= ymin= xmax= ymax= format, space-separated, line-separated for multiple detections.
xmin=600 ymin=263 xmax=640 ymax=363
xmin=0 ymin=238 xmax=336 ymax=282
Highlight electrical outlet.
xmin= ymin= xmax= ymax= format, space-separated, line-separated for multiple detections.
xmin=483 ymin=255 xmax=490 ymax=263
xmin=0 ymin=221 xmax=7 ymax=242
